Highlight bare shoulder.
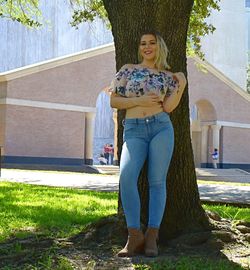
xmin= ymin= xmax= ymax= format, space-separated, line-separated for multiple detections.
xmin=120 ymin=63 xmax=136 ymax=70
xmin=174 ymin=72 xmax=186 ymax=81
xmin=162 ymin=70 xmax=185 ymax=77
xmin=162 ymin=69 xmax=173 ymax=76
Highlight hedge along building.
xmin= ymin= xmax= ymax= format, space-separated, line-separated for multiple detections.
xmin=0 ymin=0 xmax=249 ymax=169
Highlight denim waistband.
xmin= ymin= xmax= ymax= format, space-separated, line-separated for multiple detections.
xmin=123 ymin=111 xmax=169 ymax=124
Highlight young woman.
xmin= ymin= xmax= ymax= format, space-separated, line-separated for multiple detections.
xmin=110 ymin=31 xmax=187 ymax=257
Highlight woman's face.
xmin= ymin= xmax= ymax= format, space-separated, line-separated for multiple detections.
xmin=139 ymin=34 xmax=158 ymax=62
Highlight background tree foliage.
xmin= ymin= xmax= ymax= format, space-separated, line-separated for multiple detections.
xmin=70 ymin=0 xmax=220 ymax=58
xmin=70 ymin=0 xmax=108 ymax=28
xmin=247 ymin=65 xmax=250 ymax=94
xmin=187 ymin=0 xmax=220 ymax=58
xmin=247 ymin=54 xmax=250 ymax=94
xmin=0 ymin=0 xmax=220 ymax=57
xmin=0 ymin=0 xmax=42 ymax=27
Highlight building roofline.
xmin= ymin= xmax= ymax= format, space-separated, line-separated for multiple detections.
xmin=191 ymin=55 xmax=250 ymax=102
xmin=0 ymin=43 xmax=115 ymax=82
xmin=1 ymin=44 xmax=249 ymax=104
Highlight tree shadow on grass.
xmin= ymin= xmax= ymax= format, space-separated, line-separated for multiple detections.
xmin=0 ymin=182 xmax=117 ymax=242
xmin=60 ymin=216 xmax=249 ymax=270
xmin=0 ymin=183 xmax=248 ymax=269
xmin=199 ymin=184 xmax=250 ymax=204
xmin=0 ymin=216 xmax=248 ymax=270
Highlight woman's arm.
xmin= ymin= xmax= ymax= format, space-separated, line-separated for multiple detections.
xmin=163 ymin=72 xmax=187 ymax=113
xmin=110 ymin=92 xmax=162 ymax=110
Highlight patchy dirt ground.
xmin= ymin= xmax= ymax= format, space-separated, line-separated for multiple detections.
xmin=0 ymin=213 xmax=250 ymax=270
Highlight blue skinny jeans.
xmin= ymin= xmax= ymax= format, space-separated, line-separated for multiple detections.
xmin=119 ymin=111 xmax=174 ymax=229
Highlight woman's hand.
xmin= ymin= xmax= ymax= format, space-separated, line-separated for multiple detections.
xmin=163 ymin=72 xmax=187 ymax=113
xmin=110 ymin=92 xmax=162 ymax=110
xmin=136 ymin=93 xmax=162 ymax=107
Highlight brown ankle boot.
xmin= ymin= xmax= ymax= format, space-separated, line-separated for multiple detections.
xmin=117 ymin=228 xmax=145 ymax=257
xmin=145 ymin=228 xmax=159 ymax=257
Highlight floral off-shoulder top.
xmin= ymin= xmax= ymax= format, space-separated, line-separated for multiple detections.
xmin=111 ymin=64 xmax=178 ymax=100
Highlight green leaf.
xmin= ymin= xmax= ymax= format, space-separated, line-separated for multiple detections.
xmin=0 ymin=0 xmax=43 ymax=27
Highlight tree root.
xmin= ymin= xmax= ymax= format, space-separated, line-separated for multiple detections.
xmin=0 ymin=212 xmax=249 ymax=269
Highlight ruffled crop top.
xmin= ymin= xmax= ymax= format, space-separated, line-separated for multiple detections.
xmin=111 ymin=64 xmax=178 ymax=100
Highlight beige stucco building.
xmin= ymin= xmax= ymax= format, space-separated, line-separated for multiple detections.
xmin=0 ymin=44 xmax=249 ymax=170
xmin=0 ymin=44 xmax=116 ymax=168
xmin=189 ymin=57 xmax=250 ymax=169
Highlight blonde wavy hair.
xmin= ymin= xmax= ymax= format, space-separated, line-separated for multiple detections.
xmin=138 ymin=31 xmax=170 ymax=70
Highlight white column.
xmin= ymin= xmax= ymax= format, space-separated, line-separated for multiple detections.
xmin=112 ymin=109 xmax=118 ymax=165
xmin=211 ymin=124 xmax=221 ymax=151
xmin=85 ymin=112 xmax=96 ymax=165
xmin=201 ymin=125 xmax=209 ymax=164
xmin=211 ymin=124 xmax=221 ymax=168
xmin=190 ymin=118 xmax=193 ymax=139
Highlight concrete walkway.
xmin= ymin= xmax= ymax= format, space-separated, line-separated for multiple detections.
xmin=0 ymin=168 xmax=250 ymax=205
xmin=196 ymin=168 xmax=250 ymax=183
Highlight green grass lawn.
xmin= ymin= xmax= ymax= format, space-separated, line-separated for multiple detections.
xmin=0 ymin=181 xmax=249 ymax=242
xmin=134 ymin=257 xmax=245 ymax=270
xmin=0 ymin=181 xmax=249 ymax=270
xmin=0 ymin=181 xmax=117 ymax=242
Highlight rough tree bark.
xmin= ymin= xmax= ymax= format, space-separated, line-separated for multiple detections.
xmin=103 ymin=0 xmax=210 ymax=243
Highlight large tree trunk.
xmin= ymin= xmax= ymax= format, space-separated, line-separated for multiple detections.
xmin=103 ymin=0 xmax=210 ymax=243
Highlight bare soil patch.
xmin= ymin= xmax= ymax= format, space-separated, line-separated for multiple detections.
xmin=0 ymin=212 xmax=249 ymax=269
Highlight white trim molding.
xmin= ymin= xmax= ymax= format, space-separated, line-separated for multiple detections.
xmin=201 ymin=120 xmax=250 ymax=129
xmin=217 ymin=121 xmax=250 ymax=129
xmin=0 ymin=98 xmax=96 ymax=113
xmin=0 ymin=43 xmax=115 ymax=82
xmin=192 ymin=56 xmax=250 ymax=103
